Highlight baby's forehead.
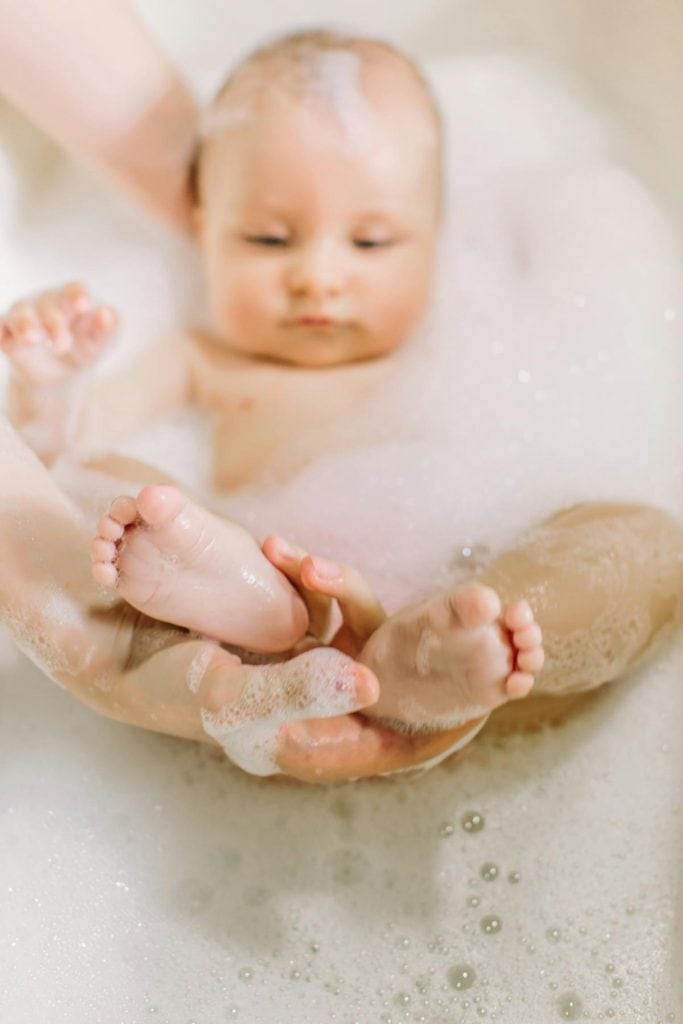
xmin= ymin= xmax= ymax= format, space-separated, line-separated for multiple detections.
xmin=195 ymin=40 xmax=442 ymax=214
xmin=205 ymin=44 xmax=438 ymax=152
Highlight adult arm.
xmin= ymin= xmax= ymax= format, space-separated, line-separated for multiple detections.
xmin=0 ymin=0 xmax=198 ymax=231
xmin=0 ymin=413 xmax=462 ymax=782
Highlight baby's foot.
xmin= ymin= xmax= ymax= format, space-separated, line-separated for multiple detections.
xmin=0 ymin=282 xmax=116 ymax=386
xmin=90 ymin=484 xmax=308 ymax=652
xmin=263 ymin=541 xmax=544 ymax=735
xmin=360 ymin=583 xmax=544 ymax=732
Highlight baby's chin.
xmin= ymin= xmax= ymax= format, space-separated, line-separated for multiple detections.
xmin=229 ymin=327 xmax=401 ymax=368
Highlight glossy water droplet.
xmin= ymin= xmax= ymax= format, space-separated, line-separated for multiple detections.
xmin=467 ymin=896 xmax=480 ymax=908
xmin=481 ymin=863 xmax=498 ymax=882
xmin=226 ymin=1008 xmax=239 ymax=1019
xmin=461 ymin=811 xmax=485 ymax=834
xmin=440 ymin=822 xmax=455 ymax=837
xmin=508 ymin=871 xmax=521 ymax=884
xmin=238 ymin=967 xmax=253 ymax=982
xmin=448 ymin=964 xmax=476 ymax=990
xmin=290 ymin=968 xmax=301 ymax=981
xmin=546 ymin=928 xmax=561 ymax=943
xmin=310 ymin=941 xmax=320 ymax=953
xmin=477 ymin=1009 xmax=488 ymax=1017
xmin=394 ymin=992 xmax=410 ymax=1006
xmin=556 ymin=992 xmax=583 ymax=1020
xmin=605 ymin=963 xmax=615 ymax=973
xmin=611 ymin=977 xmax=623 ymax=989
xmin=480 ymin=915 xmax=501 ymax=935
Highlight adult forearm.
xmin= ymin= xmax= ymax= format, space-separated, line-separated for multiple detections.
xmin=480 ymin=501 xmax=683 ymax=698
xmin=0 ymin=0 xmax=199 ymax=230
xmin=0 ymin=415 xmax=127 ymax=694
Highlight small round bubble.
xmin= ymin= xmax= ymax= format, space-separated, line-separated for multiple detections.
xmin=448 ymin=964 xmax=476 ymax=991
xmin=461 ymin=811 xmax=485 ymax=834
xmin=556 ymin=993 xmax=583 ymax=1020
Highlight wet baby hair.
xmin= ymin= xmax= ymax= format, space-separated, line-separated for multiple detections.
xmin=187 ymin=27 xmax=444 ymax=212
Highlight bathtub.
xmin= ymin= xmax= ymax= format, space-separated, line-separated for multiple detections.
xmin=1 ymin=2 xmax=682 ymax=1021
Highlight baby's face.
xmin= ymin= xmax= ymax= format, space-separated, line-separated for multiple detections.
xmin=197 ymin=92 xmax=439 ymax=367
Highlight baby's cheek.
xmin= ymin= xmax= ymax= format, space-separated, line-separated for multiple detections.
xmin=370 ymin=278 xmax=430 ymax=350
xmin=222 ymin=273 xmax=272 ymax=342
xmin=368 ymin=255 xmax=432 ymax=342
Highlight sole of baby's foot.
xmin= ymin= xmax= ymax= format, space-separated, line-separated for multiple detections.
xmin=90 ymin=484 xmax=308 ymax=652
xmin=359 ymin=582 xmax=544 ymax=732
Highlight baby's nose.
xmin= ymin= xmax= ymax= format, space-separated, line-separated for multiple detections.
xmin=286 ymin=244 xmax=346 ymax=298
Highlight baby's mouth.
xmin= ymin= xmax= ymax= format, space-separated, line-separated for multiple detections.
xmin=286 ymin=315 xmax=340 ymax=328
xmin=297 ymin=316 xmax=334 ymax=327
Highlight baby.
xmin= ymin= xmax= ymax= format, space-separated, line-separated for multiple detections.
xmin=0 ymin=30 xmax=544 ymax=741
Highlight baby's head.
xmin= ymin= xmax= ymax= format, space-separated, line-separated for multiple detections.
xmin=192 ymin=29 xmax=442 ymax=367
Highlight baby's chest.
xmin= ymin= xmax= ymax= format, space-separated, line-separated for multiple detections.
xmin=188 ymin=337 xmax=384 ymax=490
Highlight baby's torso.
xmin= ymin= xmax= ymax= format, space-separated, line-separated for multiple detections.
xmin=185 ymin=330 xmax=396 ymax=491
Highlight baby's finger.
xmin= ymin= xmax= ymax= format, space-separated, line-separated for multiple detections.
xmin=36 ymin=294 xmax=72 ymax=353
xmin=58 ymin=281 xmax=91 ymax=317
xmin=60 ymin=307 xmax=118 ymax=372
xmin=277 ymin=712 xmax=479 ymax=783
xmin=262 ymin=535 xmax=334 ymax=640
xmin=73 ymin=305 xmax=118 ymax=336
xmin=300 ymin=555 xmax=386 ymax=648
xmin=201 ymin=648 xmax=380 ymax=777
xmin=4 ymin=301 xmax=45 ymax=346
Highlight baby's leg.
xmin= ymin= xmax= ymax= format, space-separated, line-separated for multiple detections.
xmin=478 ymin=501 xmax=683 ymax=730
xmin=90 ymin=484 xmax=309 ymax=652
xmin=263 ymin=537 xmax=545 ymax=734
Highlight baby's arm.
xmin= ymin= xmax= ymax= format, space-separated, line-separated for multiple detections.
xmin=1 ymin=283 xmax=191 ymax=463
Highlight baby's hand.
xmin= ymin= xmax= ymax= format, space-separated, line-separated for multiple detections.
xmin=0 ymin=282 xmax=117 ymax=386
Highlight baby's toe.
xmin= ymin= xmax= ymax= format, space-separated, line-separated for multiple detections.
xmin=516 ymin=647 xmax=545 ymax=673
xmin=96 ymin=514 xmax=125 ymax=542
xmin=136 ymin=484 xmax=184 ymax=528
xmin=90 ymin=537 xmax=116 ymax=563
xmin=109 ymin=495 xmax=139 ymax=526
xmin=504 ymin=600 xmax=534 ymax=632
xmin=92 ymin=561 xmax=118 ymax=587
xmin=513 ymin=622 xmax=542 ymax=650
xmin=506 ymin=671 xmax=535 ymax=700
xmin=451 ymin=582 xmax=501 ymax=629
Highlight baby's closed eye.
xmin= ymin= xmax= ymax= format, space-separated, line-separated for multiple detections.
xmin=242 ymin=233 xmax=289 ymax=247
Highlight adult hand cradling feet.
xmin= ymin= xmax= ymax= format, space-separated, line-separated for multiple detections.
xmin=0 ymin=416 xmax=390 ymax=783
